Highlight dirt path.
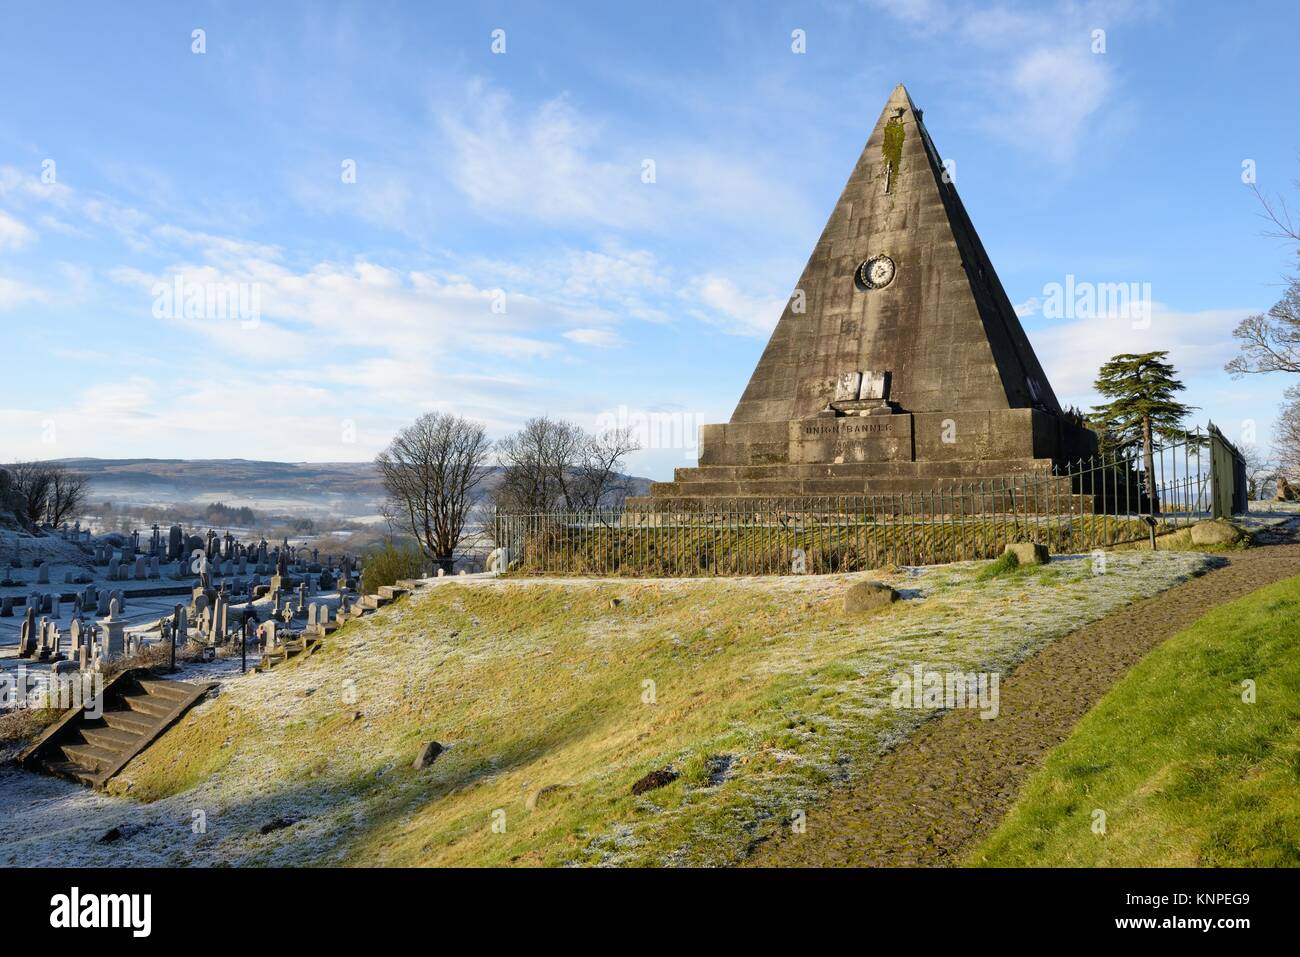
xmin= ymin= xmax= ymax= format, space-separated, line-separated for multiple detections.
xmin=747 ymin=530 xmax=1300 ymax=867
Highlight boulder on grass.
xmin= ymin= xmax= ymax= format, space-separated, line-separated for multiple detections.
xmin=1003 ymin=542 xmax=1049 ymax=565
xmin=631 ymin=767 xmax=678 ymax=796
xmin=526 ymin=783 xmax=575 ymax=812
xmin=1189 ymin=519 xmax=1245 ymax=546
xmin=1277 ymin=477 xmax=1297 ymax=502
xmin=844 ymin=580 xmax=899 ymax=614
xmin=413 ymin=741 xmax=444 ymax=769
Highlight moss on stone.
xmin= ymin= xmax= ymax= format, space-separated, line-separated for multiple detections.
xmin=882 ymin=117 xmax=905 ymax=184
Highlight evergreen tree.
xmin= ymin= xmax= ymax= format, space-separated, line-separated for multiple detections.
xmin=1090 ymin=352 xmax=1195 ymax=513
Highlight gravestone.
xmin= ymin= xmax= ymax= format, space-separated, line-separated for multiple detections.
xmin=18 ymin=605 xmax=36 ymax=658
xmin=100 ymin=598 xmax=126 ymax=659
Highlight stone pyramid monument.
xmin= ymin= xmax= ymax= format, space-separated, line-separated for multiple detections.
xmin=638 ymin=84 xmax=1095 ymax=506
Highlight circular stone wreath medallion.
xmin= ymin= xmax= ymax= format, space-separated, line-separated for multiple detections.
xmin=856 ymin=255 xmax=896 ymax=290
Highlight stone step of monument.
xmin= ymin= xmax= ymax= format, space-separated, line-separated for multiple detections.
xmin=627 ymin=490 xmax=1098 ymax=515
xmin=360 ymin=594 xmax=391 ymax=610
xmin=643 ymin=473 xmax=1086 ymax=502
xmin=19 ymin=669 xmax=216 ymax=789
xmin=671 ymin=458 xmax=1058 ymax=483
xmin=377 ymin=585 xmax=410 ymax=601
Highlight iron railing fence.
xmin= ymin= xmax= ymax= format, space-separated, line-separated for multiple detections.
xmin=493 ymin=427 xmax=1242 ymax=577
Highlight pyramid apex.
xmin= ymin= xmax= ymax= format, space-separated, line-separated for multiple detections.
xmin=883 ymin=84 xmax=919 ymax=119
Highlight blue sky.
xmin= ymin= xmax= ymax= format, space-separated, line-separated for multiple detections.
xmin=1 ymin=0 xmax=1297 ymax=479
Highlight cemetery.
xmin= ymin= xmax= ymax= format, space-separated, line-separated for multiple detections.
xmin=0 ymin=514 xmax=388 ymax=781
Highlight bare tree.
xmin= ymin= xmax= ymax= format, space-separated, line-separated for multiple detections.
xmin=570 ymin=426 xmax=641 ymax=509
xmin=1275 ymin=385 xmax=1300 ymax=480
xmin=374 ymin=413 xmax=493 ymax=573
xmin=8 ymin=461 xmax=54 ymax=526
xmin=1239 ymin=442 xmax=1276 ymax=500
xmin=494 ymin=417 xmax=583 ymax=512
xmin=1226 ymin=285 xmax=1300 ymax=377
xmin=1227 ymin=174 xmax=1300 ymax=378
xmin=5 ymin=461 xmax=89 ymax=527
xmin=47 ymin=466 xmax=90 ymax=526
xmin=495 ymin=416 xmax=640 ymax=511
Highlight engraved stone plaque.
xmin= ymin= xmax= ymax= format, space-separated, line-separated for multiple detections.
xmin=861 ymin=370 xmax=889 ymax=400
xmin=833 ymin=371 xmax=863 ymax=401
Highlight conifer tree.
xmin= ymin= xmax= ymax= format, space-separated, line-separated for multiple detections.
xmin=1090 ymin=351 xmax=1195 ymax=513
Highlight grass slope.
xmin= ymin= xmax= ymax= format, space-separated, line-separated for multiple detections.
xmin=110 ymin=552 xmax=1210 ymax=867
xmin=970 ymin=572 xmax=1300 ymax=867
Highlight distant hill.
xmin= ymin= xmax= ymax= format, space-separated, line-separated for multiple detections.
xmin=54 ymin=458 xmax=651 ymax=519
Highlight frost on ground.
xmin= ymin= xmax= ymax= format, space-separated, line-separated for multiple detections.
xmin=0 ymin=549 xmax=1215 ymax=867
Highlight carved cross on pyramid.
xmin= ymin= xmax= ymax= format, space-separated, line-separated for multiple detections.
xmin=729 ymin=83 xmax=1061 ymax=425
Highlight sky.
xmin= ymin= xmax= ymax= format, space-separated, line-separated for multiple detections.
xmin=1 ymin=0 xmax=1297 ymax=480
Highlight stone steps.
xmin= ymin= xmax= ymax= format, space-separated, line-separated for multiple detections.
xmin=671 ymin=458 xmax=1057 ymax=483
xmin=257 ymin=636 xmax=322 ymax=672
xmin=19 ymin=669 xmax=216 ymax=789
xmin=630 ymin=494 xmax=1099 ymax=516
xmin=636 ymin=472 xmax=1091 ymax=510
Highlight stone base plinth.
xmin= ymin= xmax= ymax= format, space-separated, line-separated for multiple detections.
xmin=635 ymin=408 xmax=1097 ymax=506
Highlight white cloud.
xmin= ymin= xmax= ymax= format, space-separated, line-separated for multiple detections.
xmin=1013 ymin=296 xmax=1040 ymax=317
xmin=866 ymin=1 xmax=1149 ymax=166
xmin=1030 ymin=304 xmax=1246 ymax=402
xmin=441 ymin=86 xmax=654 ymax=229
xmin=682 ymin=275 xmax=787 ymax=338
xmin=0 ymin=276 xmax=44 ymax=310
xmin=437 ymin=82 xmax=805 ymax=234
xmin=563 ymin=327 xmax=624 ymax=348
xmin=1001 ymin=45 xmax=1113 ymax=165
xmin=0 ymin=210 xmax=34 ymax=249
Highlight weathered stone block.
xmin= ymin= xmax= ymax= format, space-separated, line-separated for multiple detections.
xmin=844 ymin=580 xmax=899 ymax=613
xmin=1003 ymin=542 xmax=1049 ymax=565
xmin=413 ymin=741 xmax=444 ymax=769
xmin=1189 ymin=520 xmax=1245 ymax=546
